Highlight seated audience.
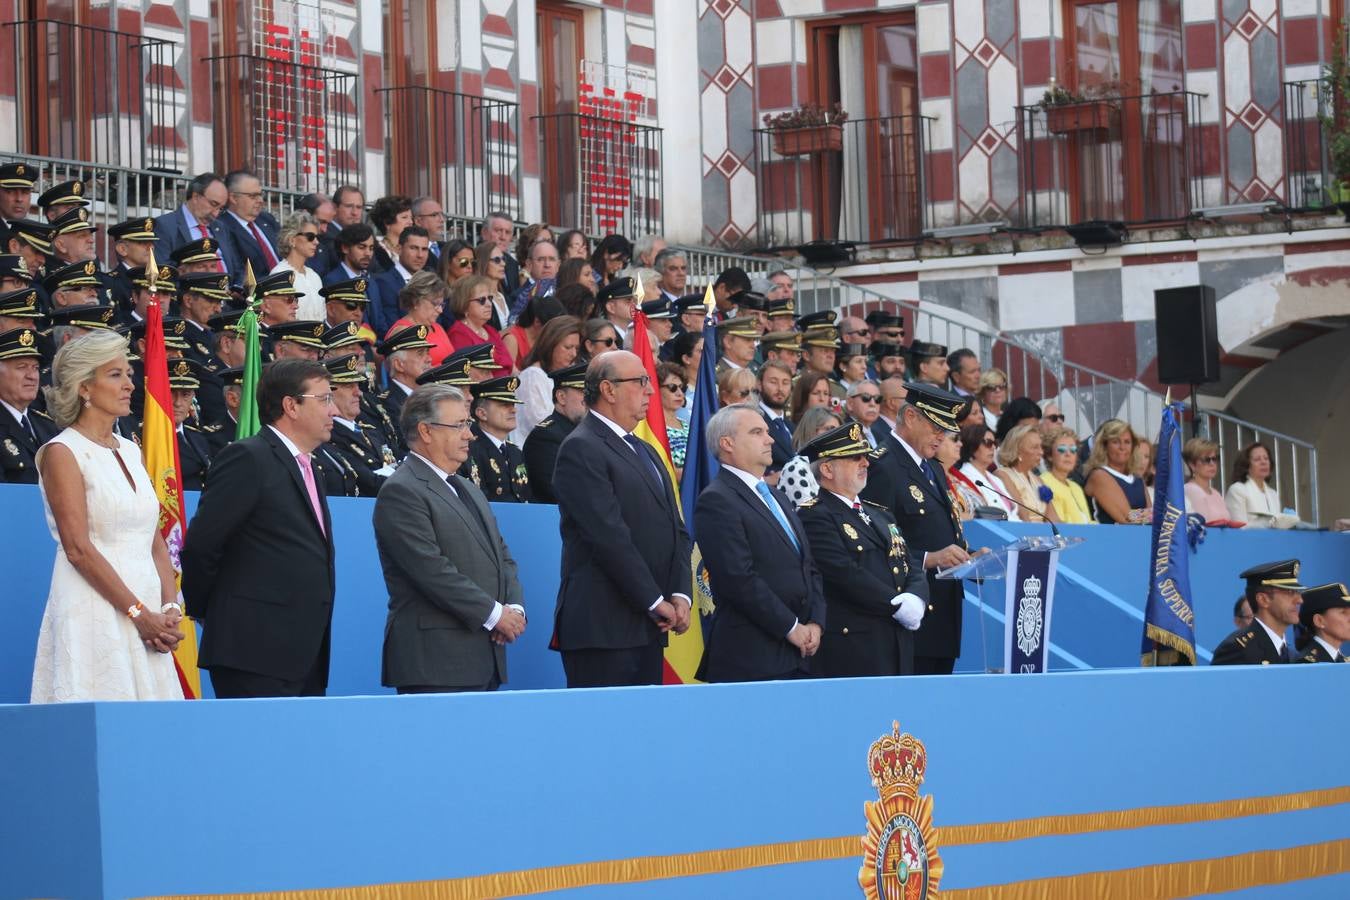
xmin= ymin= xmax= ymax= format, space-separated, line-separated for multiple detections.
xmin=993 ymin=396 xmax=1041 ymax=446
xmin=656 ymin=361 xmax=689 ymax=479
xmin=788 ymin=370 xmax=834 ymax=426
xmin=778 ymin=406 xmax=844 ymax=508
xmin=513 ymin=314 xmax=582 ymax=442
xmin=446 ymin=275 xmax=514 ymax=377
xmin=934 ymin=427 xmax=971 ymax=519
xmin=995 ymin=423 xmax=1060 ymax=523
xmin=978 ymin=368 xmax=1008 ymax=431
xmin=579 ymin=318 xmax=619 ymax=364
xmin=1083 ymin=418 xmax=1149 ymax=524
xmin=948 ymin=424 xmax=1018 ymax=520
xmin=1182 ymin=437 xmax=1231 ymax=524
xmin=271 ymin=211 xmax=325 ymax=320
xmin=1224 ymin=441 xmax=1295 ymax=528
xmin=717 ymin=366 xmax=756 ymax=407
xmin=386 ymin=270 xmax=453 ymax=366
xmin=1040 ymin=426 xmax=1091 ymax=524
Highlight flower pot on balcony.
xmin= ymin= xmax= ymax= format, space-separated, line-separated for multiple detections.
xmin=1045 ymin=100 xmax=1118 ymax=136
xmin=771 ymin=124 xmax=844 ymax=157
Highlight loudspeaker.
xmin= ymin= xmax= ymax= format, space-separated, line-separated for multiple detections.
xmin=1154 ymin=285 xmax=1220 ymax=385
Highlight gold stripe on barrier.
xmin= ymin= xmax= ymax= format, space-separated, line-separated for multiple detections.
xmin=143 ymin=787 xmax=1350 ymax=900
xmin=942 ymin=839 xmax=1350 ymax=900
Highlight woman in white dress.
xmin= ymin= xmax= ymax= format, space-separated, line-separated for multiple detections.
xmin=31 ymin=330 xmax=185 ymax=703
xmin=271 ymin=211 xmax=326 ymax=321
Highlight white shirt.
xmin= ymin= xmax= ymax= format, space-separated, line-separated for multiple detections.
xmin=0 ymin=398 xmax=30 ymax=429
xmin=589 ymin=410 xmax=690 ymax=611
xmin=1314 ymin=635 xmax=1343 ymax=662
xmin=181 ymin=206 xmax=226 ymax=272
xmin=1254 ymin=616 xmax=1287 ymax=657
xmin=267 ymin=424 xmax=307 ymax=462
xmin=409 ymin=451 xmax=522 ymax=630
xmin=226 ymin=209 xmax=278 ymax=255
xmin=271 ymin=259 xmax=325 ymax=321
xmin=512 ymin=365 xmax=555 ymax=444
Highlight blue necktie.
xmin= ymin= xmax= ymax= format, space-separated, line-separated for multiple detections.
xmin=623 ymin=434 xmax=663 ymax=488
xmin=755 ymin=480 xmax=800 ymax=553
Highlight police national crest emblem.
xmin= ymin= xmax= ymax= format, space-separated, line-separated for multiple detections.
xmin=1016 ymin=573 xmax=1044 ymax=658
xmin=909 ymin=485 xmax=924 ymax=504
xmin=860 ymin=721 xmax=943 ymax=900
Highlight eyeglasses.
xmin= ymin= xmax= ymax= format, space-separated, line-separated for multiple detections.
xmin=609 ymin=375 xmax=651 ymax=388
xmin=1055 ymin=444 xmax=1078 ymax=454
xmin=296 ymin=393 xmax=335 ymax=405
xmin=854 ymin=394 xmax=881 ymax=403
xmin=844 ymin=328 xmax=871 ymax=337
xmin=471 ymin=296 xmax=493 ymax=305
xmin=426 ymin=419 xmax=472 ymax=432
xmin=340 ymin=300 xmax=364 ymax=311
xmin=987 ymin=383 xmax=1008 ymax=391
xmin=231 ymin=190 xmax=263 ymax=200
xmin=981 ymin=438 xmax=997 ymax=448
xmin=591 ymin=337 xmax=616 ymax=347
xmin=489 ymin=256 xmax=505 ymax=264
xmin=298 ymin=232 xmax=319 ymax=242
xmin=663 ymin=383 xmax=688 ymax=394
xmin=417 ymin=211 xmax=447 ymax=220
xmin=454 ymin=257 xmax=474 ymax=269
xmin=1045 ymin=413 xmax=1065 ymax=423
xmin=1198 ymin=455 xmax=1218 ymax=464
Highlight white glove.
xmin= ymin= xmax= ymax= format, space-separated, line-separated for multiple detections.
xmin=890 ymin=593 xmax=925 ymax=630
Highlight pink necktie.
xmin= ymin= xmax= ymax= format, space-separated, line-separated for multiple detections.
xmin=248 ymin=220 xmax=278 ymax=269
xmin=197 ymin=223 xmax=225 ymax=272
xmin=295 ymin=453 xmax=326 ymax=535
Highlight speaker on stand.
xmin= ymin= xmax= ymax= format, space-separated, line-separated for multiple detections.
xmin=1154 ymin=285 xmax=1220 ymax=437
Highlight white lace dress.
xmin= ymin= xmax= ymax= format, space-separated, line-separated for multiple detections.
xmin=30 ymin=429 xmax=184 ymax=703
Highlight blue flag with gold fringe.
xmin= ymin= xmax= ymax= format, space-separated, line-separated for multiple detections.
xmin=679 ymin=301 xmax=722 ymax=625
xmin=1141 ymin=401 xmax=1197 ymax=665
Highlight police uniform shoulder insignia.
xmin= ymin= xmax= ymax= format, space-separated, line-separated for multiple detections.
xmin=1301 ymin=649 xmax=1318 ymax=663
xmin=202 ymin=423 xmax=223 ymax=433
xmin=358 ymin=421 xmax=375 ymax=430
xmin=3 ymin=438 xmax=19 ymax=456
xmin=30 ymin=409 xmax=52 ymax=422
xmin=799 ymin=497 xmax=818 ymax=508
xmin=842 ymin=523 xmax=859 ymax=540
xmin=862 ymin=498 xmax=888 ymax=511
xmin=909 ymin=484 xmax=925 ymax=503
xmin=538 ymin=416 xmax=555 ymax=428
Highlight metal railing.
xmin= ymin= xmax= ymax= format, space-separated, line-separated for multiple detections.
xmin=752 ymin=114 xmax=934 ymax=249
xmin=1283 ymin=79 xmax=1335 ymax=210
xmin=676 ymin=243 xmax=1321 ymax=523
xmin=377 ymin=85 xmax=520 ymax=223
xmin=534 ymin=112 xmax=662 ymax=239
xmin=206 ymin=53 xmax=359 ymax=194
xmin=0 ymin=151 xmax=310 ymax=263
xmin=1 ymin=18 xmax=183 ymax=172
xmin=1015 ymin=90 xmax=1213 ymax=228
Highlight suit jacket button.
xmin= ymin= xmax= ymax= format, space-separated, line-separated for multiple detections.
xmin=856 ymin=545 xmax=864 ymax=551
xmin=892 ymin=566 xmax=900 ymax=573
xmin=928 ymin=604 xmax=934 ymax=611
xmin=920 ymin=509 xmax=926 ymax=514
xmin=841 ymin=627 xmax=848 ymax=635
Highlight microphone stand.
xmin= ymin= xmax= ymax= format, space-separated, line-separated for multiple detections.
xmin=976 ymin=477 xmax=1063 ymax=543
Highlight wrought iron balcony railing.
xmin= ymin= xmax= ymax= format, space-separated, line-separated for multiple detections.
xmin=1283 ymin=79 xmax=1341 ymax=211
xmin=1 ymin=18 xmax=182 ymax=172
xmin=534 ymin=112 xmax=662 ymax=237
xmin=1015 ymin=90 xmax=1214 ymax=228
xmin=752 ymin=114 xmax=934 ymax=249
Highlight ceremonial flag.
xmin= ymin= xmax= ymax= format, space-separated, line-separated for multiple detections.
xmin=677 ymin=288 xmax=722 ymax=649
xmin=139 ymin=253 xmax=201 ymax=698
xmin=1141 ymin=399 xmax=1197 ymax=665
xmin=629 ymin=302 xmax=704 ymax=683
xmin=235 ymin=262 xmax=262 ymax=440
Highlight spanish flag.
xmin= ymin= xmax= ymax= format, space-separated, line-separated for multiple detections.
xmin=140 ymin=253 xmax=201 ymax=699
xmin=629 ymin=303 xmax=704 ymax=684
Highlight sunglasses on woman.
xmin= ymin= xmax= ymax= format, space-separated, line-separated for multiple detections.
xmin=590 ymin=337 xmax=616 ymax=347
xmin=471 ymin=295 xmax=493 ymax=305
xmin=298 ymin=232 xmax=319 ymax=242
xmin=663 ymin=383 xmax=688 ymax=394
xmin=454 ymin=257 xmax=474 ymax=269
xmin=489 ymin=256 xmax=505 ymax=264
xmin=1045 ymin=413 xmax=1065 ymax=423
xmin=1198 ymin=455 xmax=1218 ymax=464
xmin=981 ymin=438 xmax=996 ymax=448
xmin=1055 ymin=444 xmax=1078 ymax=454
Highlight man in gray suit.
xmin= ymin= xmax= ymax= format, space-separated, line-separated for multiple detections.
xmin=373 ymin=383 xmax=526 ymax=693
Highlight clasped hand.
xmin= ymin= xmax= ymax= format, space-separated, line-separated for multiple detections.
xmin=650 ymin=597 xmax=691 ymax=635
xmin=136 ymin=607 xmax=185 ymax=654
xmin=491 ymin=607 xmax=527 ymax=645
xmin=788 ymin=622 xmax=821 ymax=657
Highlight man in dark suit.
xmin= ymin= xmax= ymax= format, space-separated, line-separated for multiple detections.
xmin=1293 ymin=583 xmax=1349 ymax=664
xmin=757 ymin=360 xmax=794 ymax=477
xmin=216 ymin=170 xmax=282 ymax=281
xmin=522 ymin=362 xmax=586 ymax=503
xmin=0 ymin=326 xmax=57 ymax=483
xmin=860 ymin=382 xmax=973 ymax=675
xmin=375 ymin=383 xmax=526 ymax=692
xmin=152 ymin=173 xmax=239 ymax=277
xmin=181 ymin=358 xmax=337 ymax=698
xmin=552 ymin=350 xmax=691 ymax=687
xmin=369 ymin=226 xmax=431 ymax=337
xmin=322 ymin=223 xmax=376 ymax=287
xmin=797 ymin=422 xmax=928 ymax=677
xmin=1212 ymin=559 xmax=1306 ymax=666
xmin=695 ymin=404 xmax=826 ymax=682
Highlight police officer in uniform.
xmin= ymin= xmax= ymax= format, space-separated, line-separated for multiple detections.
xmin=798 ymin=422 xmax=928 ymax=677
xmin=1211 ymin=560 xmax=1306 ymax=666
xmin=1294 ymin=583 xmax=1350 ymax=663
xmin=461 ymin=374 xmax=531 ymax=502
xmin=326 ymin=351 xmax=395 ymax=496
xmin=521 ymin=362 xmax=586 ymax=503
xmin=0 ymin=162 xmax=37 ymax=227
xmin=116 ymin=261 xmax=179 ymax=329
xmin=7 ymin=220 xmax=56 ymax=303
xmin=206 ymin=366 xmax=244 ymax=456
xmin=104 ymin=217 xmax=160 ymax=315
xmin=170 ymin=359 xmax=216 ymax=490
xmin=35 ymin=180 xmax=89 ymax=223
xmin=45 ymin=207 xmax=96 ymax=268
xmin=373 ymin=323 xmax=435 ymax=457
xmin=859 ymin=382 xmax=973 ymax=675
xmin=0 ymin=326 xmax=57 ymax=483
xmin=714 ymin=316 xmax=761 ymax=378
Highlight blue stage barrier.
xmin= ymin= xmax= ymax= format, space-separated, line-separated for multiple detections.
xmin=3 ymin=484 xmax=1348 ymax=701
xmin=2 ymin=667 xmax=1348 ymax=899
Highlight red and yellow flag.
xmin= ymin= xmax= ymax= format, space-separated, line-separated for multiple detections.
xmin=629 ymin=306 xmax=704 ymax=684
xmin=140 ymin=254 xmax=201 ymax=699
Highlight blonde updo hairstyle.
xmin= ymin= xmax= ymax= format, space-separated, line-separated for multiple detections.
xmin=45 ymin=330 xmax=132 ymax=428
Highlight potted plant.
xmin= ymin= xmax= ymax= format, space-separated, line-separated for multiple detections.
xmin=1038 ymin=78 xmax=1121 ymax=136
xmin=1319 ymin=30 xmax=1350 ymax=219
xmin=762 ymin=103 xmax=849 ymax=157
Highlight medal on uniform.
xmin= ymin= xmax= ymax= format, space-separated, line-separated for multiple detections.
xmin=888 ymin=523 xmax=904 ymax=558
xmin=843 ymin=523 xmax=858 ymax=540
xmin=909 ymin=485 xmax=924 ymax=503
xmin=489 ymin=458 xmax=500 ymax=474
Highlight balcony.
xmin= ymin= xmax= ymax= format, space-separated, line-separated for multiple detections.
xmin=534 ymin=112 xmax=662 ymax=237
xmin=752 ymin=115 xmax=934 ymax=250
xmin=1014 ymin=90 xmax=1213 ymax=230
xmin=0 ymin=18 xmax=182 ymax=172
xmin=378 ymin=86 xmax=521 ymax=224
xmin=1283 ymin=79 xmax=1341 ymax=211
xmin=206 ymin=53 xmax=359 ymax=194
